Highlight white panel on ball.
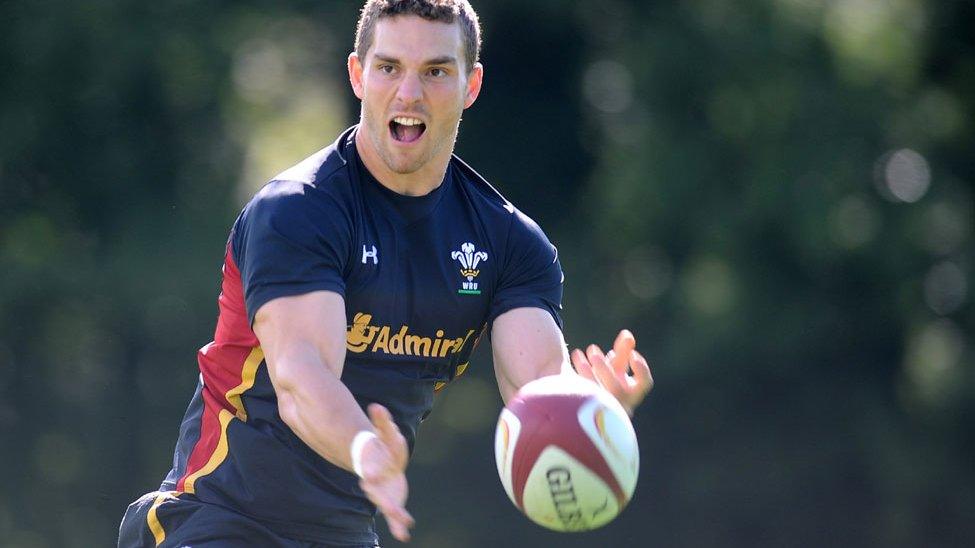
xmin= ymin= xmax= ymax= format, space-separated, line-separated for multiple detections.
xmin=494 ymin=408 xmax=521 ymax=504
xmin=521 ymin=446 xmax=621 ymax=532
xmin=576 ymin=396 xmax=639 ymax=498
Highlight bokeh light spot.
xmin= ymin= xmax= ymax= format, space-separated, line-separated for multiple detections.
xmin=227 ymin=19 xmax=345 ymax=200
xmin=823 ymin=0 xmax=925 ymax=86
xmin=682 ymin=257 xmax=738 ymax=317
xmin=874 ymin=148 xmax=931 ymax=203
xmin=923 ymin=261 xmax=967 ymax=316
xmin=623 ymin=246 xmax=673 ymax=301
xmin=829 ymin=194 xmax=881 ymax=249
xmin=921 ymin=200 xmax=971 ymax=256
xmin=583 ymin=60 xmax=634 ymax=114
xmin=233 ymin=40 xmax=288 ymax=104
xmin=902 ymin=319 xmax=966 ymax=407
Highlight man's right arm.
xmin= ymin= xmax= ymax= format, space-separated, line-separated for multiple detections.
xmin=252 ymin=290 xmax=414 ymax=542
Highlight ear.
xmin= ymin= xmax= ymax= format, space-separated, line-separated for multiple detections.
xmin=348 ymin=52 xmax=365 ymax=100
xmin=463 ymin=62 xmax=484 ymax=109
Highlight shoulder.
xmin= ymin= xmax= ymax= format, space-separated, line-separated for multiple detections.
xmin=450 ymin=154 xmax=509 ymax=209
xmin=239 ymin=178 xmax=351 ymax=234
xmin=231 ymin=130 xmax=363 ymax=261
xmin=450 ymin=155 xmax=551 ymax=246
xmin=271 ymin=126 xmax=356 ymax=187
xmin=241 ymin=128 xmax=360 ymax=224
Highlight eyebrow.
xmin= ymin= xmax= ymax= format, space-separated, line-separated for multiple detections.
xmin=373 ymin=53 xmax=458 ymax=66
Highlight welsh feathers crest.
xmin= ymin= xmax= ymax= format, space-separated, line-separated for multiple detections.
xmin=452 ymin=242 xmax=487 ymax=295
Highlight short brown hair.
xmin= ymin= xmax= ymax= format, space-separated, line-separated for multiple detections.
xmin=354 ymin=0 xmax=481 ymax=74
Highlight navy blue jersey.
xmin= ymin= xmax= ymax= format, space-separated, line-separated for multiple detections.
xmin=159 ymin=127 xmax=563 ymax=544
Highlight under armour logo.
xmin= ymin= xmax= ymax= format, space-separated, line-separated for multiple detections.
xmin=361 ymin=244 xmax=378 ymax=265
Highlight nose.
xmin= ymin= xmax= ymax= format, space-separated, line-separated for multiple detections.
xmin=394 ymin=71 xmax=423 ymax=105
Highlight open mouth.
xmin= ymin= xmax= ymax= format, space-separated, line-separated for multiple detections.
xmin=389 ymin=116 xmax=426 ymax=143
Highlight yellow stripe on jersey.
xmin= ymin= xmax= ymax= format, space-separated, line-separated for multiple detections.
xmin=178 ymin=346 xmax=261 ymax=495
xmin=146 ymin=491 xmax=177 ymax=546
xmin=434 ymin=361 xmax=470 ymax=392
xmin=182 ymin=409 xmax=234 ymax=494
xmin=225 ymin=347 xmax=264 ymax=421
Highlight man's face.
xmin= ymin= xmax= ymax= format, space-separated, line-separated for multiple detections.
xmin=350 ymin=15 xmax=482 ymax=176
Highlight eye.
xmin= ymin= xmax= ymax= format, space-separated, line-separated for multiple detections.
xmin=378 ymin=64 xmax=396 ymax=75
xmin=429 ymin=67 xmax=447 ymax=78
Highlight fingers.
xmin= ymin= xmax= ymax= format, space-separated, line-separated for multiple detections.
xmin=586 ymin=344 xmax=621 ymax=394
xmin=387 ymin=513 xmax=413 ymax=543
xmin=559 ymin=330 xmax=657 ymax=420
xmin=361 ymin=478 xmax=414 ymax=542
xmin=574 ymin=331 xmax=653 ymax=416
xmin=376 ymin=494 xmax=414 ymax=542
xmin=368 ymin=403 xmax=407 ymax=462
xmin=367 ymin=403 xmax=397 ymax=441
xmin=611 ymin=329 xmax=636 ymax=376
xmin=630 ymin=349 xmax=654 ymax=395
xmin=576 ymin=330 xmax=635 ymax=381
xmin=362 ymin=404 xmax=415 ymax=541
xmin=571 ymin=348 xmax=595 ymax=381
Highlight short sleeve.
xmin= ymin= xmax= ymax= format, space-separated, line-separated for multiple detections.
xmin=488 ymin=208 xmax=564 ymax=329
xmin=232 ymin=180 xmax=353 ymax=325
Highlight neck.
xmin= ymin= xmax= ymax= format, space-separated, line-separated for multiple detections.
xmin=354 ymin=124 xmax=450 ymax=197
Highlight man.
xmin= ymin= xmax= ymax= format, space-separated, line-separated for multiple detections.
xmin=119 ymin=1 xmax=653 ymax=546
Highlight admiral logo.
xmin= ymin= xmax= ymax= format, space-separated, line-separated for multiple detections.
xmin=347 ymin=312 xmax=475 ymax=357
xmin=452 ymin=242 xmax=487 ymax=295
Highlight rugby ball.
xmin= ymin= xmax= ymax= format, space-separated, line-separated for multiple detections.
xmin=494 ymin=374 xmax=639 ymax=532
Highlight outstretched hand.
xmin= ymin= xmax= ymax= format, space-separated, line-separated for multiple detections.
xmin=570 ymin=329 xmax=654 ymax=416
xmin=359 ymin=404 xmax=414 ymax=542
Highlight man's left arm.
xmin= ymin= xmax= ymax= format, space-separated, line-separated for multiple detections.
xmin=491 ymin=307 xmax=571 ymax=404
xmin=491 ymin=307 xmax=654 ymax=415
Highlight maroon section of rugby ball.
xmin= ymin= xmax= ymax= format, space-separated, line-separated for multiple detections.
xmin=507 ymin=391 xmax=627 ymax=511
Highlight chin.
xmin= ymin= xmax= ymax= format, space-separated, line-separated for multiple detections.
xmin=387 ymin=159 xmax=427 ymax=175
xmin=380 ymin=146 xmax=432 ymax=174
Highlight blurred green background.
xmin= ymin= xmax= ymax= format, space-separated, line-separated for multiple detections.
xmin=1 ymin=0 xmax=973 ymax=546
